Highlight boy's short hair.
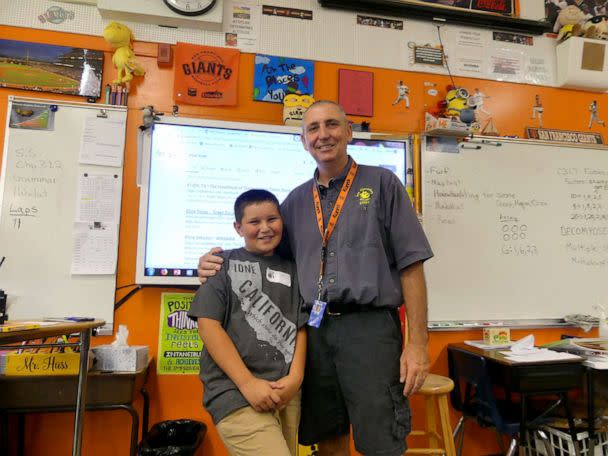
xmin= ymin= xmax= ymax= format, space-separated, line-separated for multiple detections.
xmin=234 ymin=189 xmax=280 ymax=222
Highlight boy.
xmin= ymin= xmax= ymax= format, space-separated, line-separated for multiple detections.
xmin=188 ymin=189 xmax=307 ymax=456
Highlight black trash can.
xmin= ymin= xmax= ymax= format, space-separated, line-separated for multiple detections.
xmin=138 ymin=419 xmax=207 ymax=456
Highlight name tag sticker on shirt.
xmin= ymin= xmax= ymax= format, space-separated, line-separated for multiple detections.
xmin=266 ymin=268 xmax=291 ymax=287
xmin=307 ymin=300 xmax=326 ymax=328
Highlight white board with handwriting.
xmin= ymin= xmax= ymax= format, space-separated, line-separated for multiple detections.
xmin=0 ymin=97 xmax=126 ymax=332
xmin=422 ymin=138 xmax=608 ymax=323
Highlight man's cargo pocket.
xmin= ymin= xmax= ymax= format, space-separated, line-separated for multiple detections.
xmin=389 ymin=383 xmax=411 ymax=439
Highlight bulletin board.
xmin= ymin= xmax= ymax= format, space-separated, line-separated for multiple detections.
xmin=0 ymin=96 xmax=127 ymax=333
xmin=422 ymin=137 xmax=608 ymax=325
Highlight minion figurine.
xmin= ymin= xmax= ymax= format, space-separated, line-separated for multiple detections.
xmin=283 ymin=93 xmax=315 ymax=126
xmin=445 ymin=87 xmax=476 ymax=124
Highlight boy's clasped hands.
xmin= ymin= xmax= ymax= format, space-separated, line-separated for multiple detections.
xmin=240 ymin=373 xmax=301 ymax=412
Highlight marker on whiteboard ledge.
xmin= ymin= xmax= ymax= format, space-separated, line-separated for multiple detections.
xmin=44 ymin=317 xmax=95 ymax=322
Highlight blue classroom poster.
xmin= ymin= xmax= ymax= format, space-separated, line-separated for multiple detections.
xmin=253 ymin=54 xmax=314 ymax=103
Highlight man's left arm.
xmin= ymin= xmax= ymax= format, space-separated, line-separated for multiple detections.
xmin=399 ymin=260 xmax=429 ymax=396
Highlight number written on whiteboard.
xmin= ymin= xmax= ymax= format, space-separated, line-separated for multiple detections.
xmin=15 ymin=160 xmax=63 ymax=170
xmin=8 ymin=204 xmax=38 ymax=230
xmin=14 ymin=147 xmax=63 ymax=170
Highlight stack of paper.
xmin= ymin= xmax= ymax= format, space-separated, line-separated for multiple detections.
xmin=542 ymin=338 xmax=608 ymax=369
xmin=583 ymin=357 xmax=608 ymax=369
xmin=501 ymin=335 xmax=582 ymax=362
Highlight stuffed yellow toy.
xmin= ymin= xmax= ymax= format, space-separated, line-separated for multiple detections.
xmin=103 ymin=22 xmax=145 ymax=84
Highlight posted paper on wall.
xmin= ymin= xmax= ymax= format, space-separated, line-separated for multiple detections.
xmin=75 ymin=173 xmax=121 ymax=224
xmin=79 ymin=116 xmax=126 ymax=167
xmin=448 ymin=28 xmax=488 ymax=76
xmin=223 ymin=0 xmax=260 ymax=51
xmin=71 ymin=222 xmax=118 ymax=274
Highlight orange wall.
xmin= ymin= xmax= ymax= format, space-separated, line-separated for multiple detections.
xmin=0 ymin=24 xmax=599 ymax=456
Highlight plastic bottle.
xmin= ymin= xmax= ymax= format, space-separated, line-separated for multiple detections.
xmin=595 ymin=305 xmax=608 ymax=339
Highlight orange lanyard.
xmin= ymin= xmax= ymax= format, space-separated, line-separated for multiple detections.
xmin=312 ymin=161 xmax=358 ymax=298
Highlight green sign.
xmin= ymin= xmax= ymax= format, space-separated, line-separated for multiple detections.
xmin=157 ymin=292 xmax=201 ymax=375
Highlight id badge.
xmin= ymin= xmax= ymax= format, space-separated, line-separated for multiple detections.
xmin=307 ymin=300 xmax=326 ymax=328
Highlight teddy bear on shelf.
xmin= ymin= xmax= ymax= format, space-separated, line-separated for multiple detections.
xmin=554 ymin=5 xmax=586 ymax=42
xmin=583 ymin=15 xmax=608 ymax=40
xmin=103 ymin=21 xmax=145 ymax=84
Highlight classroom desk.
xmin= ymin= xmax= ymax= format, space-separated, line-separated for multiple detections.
xmin=0 ymin=361 xmax=150 ymax=456
xmin=447 ymin=343 xmax=584 ymax=454
xmin=585 ymin=364 xmax=608 ymax=453
xmin=0 ymin=320 xmax=104 ymax=456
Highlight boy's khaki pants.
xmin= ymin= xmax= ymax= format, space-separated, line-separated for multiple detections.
xmin=216 ymin=392 xmax=301 ymax=456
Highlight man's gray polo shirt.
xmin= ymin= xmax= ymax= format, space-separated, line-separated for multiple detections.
xmin=281 ymin=156 xmax=433 ymax=308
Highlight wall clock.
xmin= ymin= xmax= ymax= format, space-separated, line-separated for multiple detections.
xmin=163 ymin=0 xmax=216 ymax=16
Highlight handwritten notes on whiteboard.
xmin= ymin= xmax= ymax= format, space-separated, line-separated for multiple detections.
xmin=422 ymin=140 xmax=608 ymax=323
xmin=3 ymin=136 xmax=64 ymax=232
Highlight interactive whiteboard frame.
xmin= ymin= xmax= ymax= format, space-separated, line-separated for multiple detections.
xmin=136 ymin=117 xmax=410 ymax=286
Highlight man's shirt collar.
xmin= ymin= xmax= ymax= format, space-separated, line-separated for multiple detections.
xmin=314 ymin=155 xmax=353 ymax=188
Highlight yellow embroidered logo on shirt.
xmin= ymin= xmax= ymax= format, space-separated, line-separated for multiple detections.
xmin=356 ymin=187 xmax=374 ymax=206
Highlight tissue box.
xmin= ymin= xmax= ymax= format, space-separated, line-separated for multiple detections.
xmin=92 ymin=345 xmax=148 ymax=372
xmin=483 ymin=328 xmax=510 ymax=345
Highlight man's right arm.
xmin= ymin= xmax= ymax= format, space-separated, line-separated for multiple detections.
xmin=197 ymin=247 xmax=224 ymax=284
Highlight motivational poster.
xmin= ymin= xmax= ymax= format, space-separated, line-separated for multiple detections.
xmin=253 ymin=54 xmax=314 ymax=103
xmin=157 ymin=292 xmax=201 ymax=375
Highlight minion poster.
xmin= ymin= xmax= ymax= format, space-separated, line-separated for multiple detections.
xmin=253 ymin=54 xmax=314 ymax=103
xmin=157 ymin=292 xmax=201 ymax=375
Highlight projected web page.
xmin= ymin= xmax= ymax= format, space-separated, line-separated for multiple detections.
xmin=143 ymin=123 xmax=406 ymax=278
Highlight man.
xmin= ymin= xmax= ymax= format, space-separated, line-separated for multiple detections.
xmin=531 ymin=94 xmax=544 ymax=129
xmin=589 ymin=100 xmax=605 ymax=128
xmin=392 ymin=81 xmax=410 ymax=108
xmin=199 ymin=100 xmax=433 ymax=456
xmin=472 ymin=88 xmax=490 ymax=118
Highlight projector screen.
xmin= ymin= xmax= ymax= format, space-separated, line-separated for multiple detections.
xmin=136 ymin=118 xmax=410 ymax=285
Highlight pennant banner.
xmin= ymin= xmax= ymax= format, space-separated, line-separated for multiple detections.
xmin=174 ymin=42 xmax=240 ymax=106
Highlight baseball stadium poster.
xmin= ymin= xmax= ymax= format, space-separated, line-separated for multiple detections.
xmin=157 ymin=292 xmax=201 ymax=375
xmin=173 ymin=42 xmax=240 ymax=106
xmin=0 ymin=39 xmax=103 ymax=98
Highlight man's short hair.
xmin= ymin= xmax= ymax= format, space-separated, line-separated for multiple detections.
xmin=234 ymin=189 xmax=280 ymax=222
xmin=301 ymin=100 xmax=347 ymax=130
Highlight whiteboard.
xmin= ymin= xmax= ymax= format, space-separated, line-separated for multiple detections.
xmin=422 ymin=138 xmax=608 ymax=324
xmin=0 ymin=97 xmax=126 ymax=332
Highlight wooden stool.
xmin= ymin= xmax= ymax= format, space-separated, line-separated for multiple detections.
xmin=406 ymin=374 xmax=457 ymax=456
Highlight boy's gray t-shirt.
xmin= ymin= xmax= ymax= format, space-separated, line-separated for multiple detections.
xmin=188 ymin=247 xmax=307 ymax=424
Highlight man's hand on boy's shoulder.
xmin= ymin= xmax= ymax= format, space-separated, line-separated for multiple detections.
xmin=240 ymin=377 xmax=282 ymax=412
xmin=198 ymin=247 xmax=224 ymax=284
xmin=270 ymin=374 xmax=302 ymax=410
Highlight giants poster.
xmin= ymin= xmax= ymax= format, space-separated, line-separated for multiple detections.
xmin=174 ymin=43 xmax=240 ymax=106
